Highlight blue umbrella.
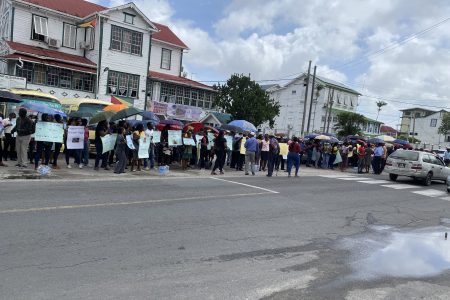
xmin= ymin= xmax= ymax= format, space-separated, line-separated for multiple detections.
xmin=228 ymin=120 xmax=257 ymax=132
xmin=20 ymin=102 xmax=67 ymax=118
xmin=304 ymin=133 xmax=319 ymax=139
xmin=140 ymin=111 xmax=160 ymax=124
xmin=368 ymin=138 xmax=384 ymax=144
xmin=394 ymin=139 xmax=409 ymax=145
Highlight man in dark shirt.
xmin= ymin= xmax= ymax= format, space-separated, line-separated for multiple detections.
xmin=12 ymin=108 xmax=34 ymax=168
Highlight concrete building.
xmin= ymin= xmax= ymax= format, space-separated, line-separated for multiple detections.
xmin=0 ymin=0 xmax=215 ymax=121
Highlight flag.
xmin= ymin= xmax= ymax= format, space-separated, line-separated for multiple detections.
xmin=78 ymin=18 xmax=97 ymax=28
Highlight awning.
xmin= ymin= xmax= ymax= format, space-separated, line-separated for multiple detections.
xmin=1 ymin=54 xmax=97 ymax=74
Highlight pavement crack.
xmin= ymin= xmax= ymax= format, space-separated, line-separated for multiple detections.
xmin=37 ymin=258 xmax=107 ymax=270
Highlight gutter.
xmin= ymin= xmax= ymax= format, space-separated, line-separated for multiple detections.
xmin=95 ymin=15 xmax=103 ymax=99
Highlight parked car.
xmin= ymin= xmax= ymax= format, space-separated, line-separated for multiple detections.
xmin=385 ymin=150 xmax=450 ymax=186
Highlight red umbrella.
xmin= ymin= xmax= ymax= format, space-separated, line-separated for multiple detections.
xmin=183 ymin=122 xmax=204 ymax=133
xmin=204 ymin=125 xmax=219 ymax=134
xmin=156 ymin=123 xmax=183 ymax=131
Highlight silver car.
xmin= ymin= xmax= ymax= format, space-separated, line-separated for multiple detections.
xmin=385 ymin=150 xmax=450 ymax=186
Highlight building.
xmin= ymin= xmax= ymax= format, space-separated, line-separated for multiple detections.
xmin=0 ymin=0 xmax=215 ymax=121
xmin=201 ymin=112 xmax=232 ymax=128
xmin=399 ymin=107 xmax=436 ymax=135
xmin=380 ymin=125 xmax=398 ymax=137
xmin=262 ymin=74 xmax=362 ymax=137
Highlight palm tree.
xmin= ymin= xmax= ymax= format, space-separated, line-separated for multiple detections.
xmin=335 ymin=111 xmax=367 ymax=138
xmin=376 ymin=101 xmax=388 ymax=121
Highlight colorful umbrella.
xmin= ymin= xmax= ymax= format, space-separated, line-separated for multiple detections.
xmin=183 ymin=122 xmax=204 ymax=133
xmin=140 ymin=111 xmax=160 ymax=124
xmin=104 ymin=104 xmax=128 ymax=112
xmin=228 ymin=120 xmax=257 ymax=132
xmin=110 ymin=107 xmax=143 ymax=122
xmin=20 ymin=102 xmax=67 ymax=118
xmin=304 ymin=133 xmax=319 ymax=139
xmin=69 ymin=111 xmax=94 ymax=118
xmin=156 ymin=119 xmax=184 ymax=131
xmin=376 ymin=135 xmax=395 ymax=142
xmin=89 ymin=111 xmax=116 ymax=124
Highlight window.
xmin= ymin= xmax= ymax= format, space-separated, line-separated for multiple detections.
xmin=291 ymin=90 xmax=296 ymax=95
xmin=404 ymin=111 xmax=411 ymax=116
xmin=430 ymin=119 xmax=437 ymax=127
xmin=168 ymin=85 xmax=176 ymax=103
xmin=60 ymin=69 xmax=72 ymax=88
xmin=32 ymin=15 xmax=48 ymax=41
xmin=160 ymin=83 xmax=169 ymax=102
xmin=183 ymin=88 xmax=191 ymax=105
xmin=16 ymin=62 xmax=33 ymax=83
xmin=124 ymin=13 xmax=135 ymax=24
xmin=86 ymin=27 xmax=95 ymax=50
xmin=176 ymin=86 xmax=183 ymax=104
xmin=161 ymin=48 xmax=171 ymax=70
xmin=63 ymin=23 xmax=77 ymax=48
xmin=147 ymin=81 xmax=153 ymax=99
xmin=415 ymin=112 xmax=421 ymax=118
xmin=72 ymin=72 xmax=83 ymax=90
xmin=198 ymin=90 xmax=205 ymax=108
xmin=47 ymin=67 xmax=59 ymax=86
xmin=83 ymin=74 xmax=95 ymax=93
xmin=107 ymin=70 xmax=140 ymax=98
xmin=110 ymin=25 xmax=143 ymax=55
xmin=33 ymin=64 xmax=46 ymax=85
xmin=191 ymin=89 xmax=198 ymax=107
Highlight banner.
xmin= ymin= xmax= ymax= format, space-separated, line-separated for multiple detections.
xmin=67 ymin=126 xmax=84 ymax=149
xmin=101 ymin=134 xmax=117 ymax=154
xmin=207 ymin=132 xmax=215 ymax=150
xmin=168 ymin=130 xmax=182 ymax=146
xmin=183 ymin=138 xmax=196 ymax=146
xmin=225 ymin=136 xmax=233 ymax=149
xmin=153 ymin=131 xmax=161 ymax=143
xmin=151 ymin=101 xmax=203 ymax=121
xmin=240 ymin=137 xmax=247 ymax=155
xmin=126 ymin=135 xmax=135 ymax=150
xmin=34 ymin=122 xmax=63 ymax=143
xmin=138 ymin=137 xmax=150 ymax=158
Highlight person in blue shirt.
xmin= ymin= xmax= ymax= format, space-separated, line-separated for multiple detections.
xmin=444 ymin=148 xmax=450 ymax=166
xmin=373 ymin=143 xmax=385 ymax=175
xmin=244 ymin=132 xmax=258 ymax=175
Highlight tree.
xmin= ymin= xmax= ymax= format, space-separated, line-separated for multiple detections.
xmin=438 ymin=112 xmax=450 ymax=136
xmin=376 ymin=100 xmax=387 ymax=121
xmin=214 ymin=74 xmax=281 ymax=127
xmin=334 ymin=111 xmax=367 ymax=138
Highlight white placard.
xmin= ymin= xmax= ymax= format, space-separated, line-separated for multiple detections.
xmin=67 ymin=126 xmax=84 ymax=149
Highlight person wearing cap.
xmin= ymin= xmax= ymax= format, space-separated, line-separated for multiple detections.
xmin=244 ymin=131 xmax=258 ymax=175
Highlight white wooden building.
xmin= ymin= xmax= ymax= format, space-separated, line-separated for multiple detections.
xmin=0 ymin=0 xmax=215 ymax=120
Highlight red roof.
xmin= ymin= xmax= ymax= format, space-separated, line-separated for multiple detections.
xmin=152 ymin=22 xmax=188 ymax=49
xmin=23 ymin=0 xmax=106 ymax=18
xmin=149 ymin=71 xmax=214 ymax=90
xmin=380 ymin=125 xmax=398 ymax=134
xmin=6 ymin=41 xmax=96 ymax=67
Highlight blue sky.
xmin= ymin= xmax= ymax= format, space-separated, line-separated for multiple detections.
xmin=95 ymin=0 xmax=450 ymax=127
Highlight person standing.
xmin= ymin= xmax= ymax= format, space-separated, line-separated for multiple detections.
xmin=2 ymin=112 xmax=16 ymax=161
xmin=52 ymin=114 xmax=64 ymax=169
xmin=131 ymin=123 xmax=145 ymax=172
xmin=181 ymin=131 xmax=193 ymax=170
xmin=114 ymin=127 xmax=127 ymax=174
xmin=34 ymin=113 xmax=52 ymax=170
xmin=244 ymin=132 xmax=258 ymax=175
xmin=260 ymin=134 xmax=270 ymax=171
xmin=81 ymin=118 xmax=90 ymax=167
xmin=444 ymin=148 xmax=450 ymax=166
xmin=340 ymin=142 xmax=349 ymax=172
xmin=144 ymin=122 xmax=155 ymax=170
xmin=365 ymin=144 xmax=373 ymax=173
xmin=380 ymin=143 xmax=388 ymax=173
xmin=12 ymin=108 xmax=34 ymax=168
xmin=211 ymin=130 xmax=227 ymax=175
xmin=199 ymin=130 xmax=209 ymax=169
xmin=0 ymin=113 xmax=6 ymax=167
xmin=357 ymin=142 xmax=366 ymax=174
xmin=267 ymin=133 xmax=279 ymax=177
xmin=287 ymin=137 xmax=301 ymax=177
xmin=329 ymin=143 xmax=339 ymax=169
xmin=94 ymin=120 xmax=109 ymax=171
xmin=373 ymin=143 xmax=385 ymax=175
xmin=230 ymin=133 xmax=241 ymax=169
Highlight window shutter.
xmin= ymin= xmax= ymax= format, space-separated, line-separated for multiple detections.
xmin=63 ymin=24 xmax=70 ymax=46
xmin=33 ymin=15 xmax=42 ymax=35
xmin=70 ymin=25 xmax=77 ymax=48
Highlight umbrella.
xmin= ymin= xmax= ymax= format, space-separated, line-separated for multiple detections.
xmin=89 ymin=111 xmax=116 ymax=124
xmin=329 ymin=137 xmax=340 ymax=143
xmin=20 ymin=102 xmax=67 ymax=118
xmin=376 ymin=135 xmax=395 ymax=142
xmin=228 ymin=120 xmax=257 ymax=132
xmin=204 ymin=125 xmax=219 ymax=134
xmin=315 ymin=134 xmax=331 ymax=140
xmin=219 ymin=124 xmax=242 ymax=133
xmin=104 ymin=104 xmax=128 ymax=112
xmin=156 ymin=123 xmax=183 ymax=131
xmin=394 ymin=138 xmax=409 ymax=145
xmin=183 ymin=122 xmax=204 ymax=133
xmin=140 ymin=111 xmax=160 ymax=124
xmin=110 ymin=107 xmax=143 ymax=122
xmin=159 ymin=119 xmax=184 ymax=127
xmin=368 ymin=138 xmax=385 ymax=144
xmin=69 ymin=111 xmax=94 ymax=118
xmin=304 ymin=133 xmax=319 ymax=139
xmin=0 ymin=90 xmax=21 ymax=103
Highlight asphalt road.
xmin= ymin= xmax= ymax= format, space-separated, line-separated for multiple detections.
xmin=2 ymin=172 xmax=450 ymax=299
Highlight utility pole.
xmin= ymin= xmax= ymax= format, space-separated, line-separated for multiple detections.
xmin=300 ymin=60 xmax=311 ymax=137
xmin=326 ymin=89 xmax=335 ymax=133
xmin=306 ymin=65 xmax=316 ymax=133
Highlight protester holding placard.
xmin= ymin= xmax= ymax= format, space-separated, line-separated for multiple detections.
xmin=144 ymin=122 xmax=155 ymax=170
xmin=0 ymin=113 xmax=6 ymax=167
xmin=34 ymin=114 xmax=53 ymax=170
xmin=52 ymin=114 xmax=64 ymax=169
xmin=64 ymin=119 xmax=82 ymax=169
xmin=94 ymin=120 xmax=109 ymax=171
xmin=81 ymin=119 xmax=90 ymax=167
xmin=131 ymin=123 xmax=145 ymax=172
xmin=2 ymin=112 xmax=16 ymax=162
xmin=198 ymin=130 xmax=209 ymax=169
xmin=181 ymin=131 xmax=193 ymax=170
xmin=114 ymin=127 xmax=127 ymax=174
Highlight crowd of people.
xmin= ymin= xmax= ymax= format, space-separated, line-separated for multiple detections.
xmin=0 ymin=108 xmax=415 ymax=177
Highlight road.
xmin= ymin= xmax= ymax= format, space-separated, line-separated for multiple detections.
xmin=2 ymin=171 xmax=450 ymax=299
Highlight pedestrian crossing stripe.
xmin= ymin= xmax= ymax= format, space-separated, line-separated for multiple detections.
xmin=357 ymin=180 xmax=391 ymax=184
xmin=440 ymin=196 xmax=450 ymax=201
xmin=318 ymin=175 xmax=355 ymax=178
xmin=380 ymin=184 xmax=419 ymax=190
xmin=338 ymin=177 xmax=371 ymax=181
xmin=412 ymin=189 xmax=447 ymax=197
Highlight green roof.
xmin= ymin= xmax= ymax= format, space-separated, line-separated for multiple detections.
xmin=212 ymin=112 xmax=232 ymax=124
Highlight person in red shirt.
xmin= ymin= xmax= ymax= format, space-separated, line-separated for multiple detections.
xmin=357 ymin=142 xmax=366 ymax=174
xmin=287 ymin=136 xmax=301 ymax=177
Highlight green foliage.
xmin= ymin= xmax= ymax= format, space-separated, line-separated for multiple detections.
xmin=438 ymin=113 xmax=450 ymax=136
xmin=335 ymin=111 xmax=367 ymax=138
xmin=213 ymin=74 xmax=281 ymax=127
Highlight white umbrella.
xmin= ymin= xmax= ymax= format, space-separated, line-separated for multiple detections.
xmin=315 ymin=134 xmax=331 ymax=140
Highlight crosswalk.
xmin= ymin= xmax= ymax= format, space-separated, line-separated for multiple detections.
xmin=318 ymin=174 xmax=450 ymax=202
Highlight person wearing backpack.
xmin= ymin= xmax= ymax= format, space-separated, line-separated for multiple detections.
xmin=267 ymin=133 xmax=279 ymax=177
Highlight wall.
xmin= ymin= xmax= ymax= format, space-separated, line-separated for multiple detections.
xmin=413 ymin=112 xmax=445 ymax=147
xmin=25 ymin=83 xmax=94 ymax=99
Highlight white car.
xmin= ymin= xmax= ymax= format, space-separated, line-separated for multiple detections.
xmin=385 ymin=150 xmax=450 ymax=186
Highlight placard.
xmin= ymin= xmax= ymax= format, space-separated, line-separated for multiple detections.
xmin=138 ymin=137 xmax=150 ymax=158
xmin=126 ymin=135 xmax=135 ymax=150
xmin=67 ymin=126 xmax=84 ymax=149
xmin=207 ymin=132 xmax=215 ymax=150
xmin=183 ymin=138 xmax=196 ymax=146
xmin=240 ymin=137 xmax=247 ymax=155
xmin=153 ymin=131 xmax=161 ymax=143
xmin=195 ymin=135 xmax=203 ymax=145
xmin=168 ymin=130 xmax=182 ymax=146
xmin=34 ymin=122 xmax=63 ymax=143
xmin=225 ymin=136 xmax=233 ymax=149
xmin=101 ymin=134 xmax=117 ymax=154
xmin=279 ymin=143 xmax=288 ymax=156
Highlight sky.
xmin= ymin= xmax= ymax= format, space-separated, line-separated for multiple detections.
xmin=94 ymin=0 xmax=450 ymax=128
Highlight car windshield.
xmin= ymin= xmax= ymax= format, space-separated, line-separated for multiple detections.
xmin=389 ymin=150 xmax=419 ymax=161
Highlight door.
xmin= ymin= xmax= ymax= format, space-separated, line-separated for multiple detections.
xmin=429 ymin=155 xmax=444 ymax=179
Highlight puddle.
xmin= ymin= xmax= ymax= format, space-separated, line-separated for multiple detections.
xmin=340 ymin=225 xmax=450 ymax=280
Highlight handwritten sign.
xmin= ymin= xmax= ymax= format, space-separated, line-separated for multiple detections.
xmin=67 ymin=126 xmax=84 ymax=149
xmin=240 ymin=137 xmax=247 ymax=155
xmin=207 ymin=132 xmax=215 ymax=150
xmin=183 ymin=138 xmax=196 ymax=146
xmin=126 ymin=135 xmax=135 ymax=150
xmin=138 ymin=137 xmax=150 ymax=158
xmin=153 ymin=131 xmax=161 ymax=143
xmin=195 ymin=135 xmax=203 ymax=145
xmin=34 ymin=122 xmax=63 ymax=143
xmin=168 ymin=130 xmax=182 ymax=146
xmin=101 ymin=134 xmax=117 ymax=154
xmin=225 ymin=136 xmax=233 ymax=149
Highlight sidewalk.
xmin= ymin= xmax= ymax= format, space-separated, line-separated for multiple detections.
xmin=0 ymin=159 xmax=351 ymax=180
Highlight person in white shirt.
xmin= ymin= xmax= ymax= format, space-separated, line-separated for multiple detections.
xmin=144 ymin=122 xmax=155 ymax=170
xmin=2 ymin=112 xmax=16 ymax=161
xmin=0 ymin=113 xmax=6 ymax=166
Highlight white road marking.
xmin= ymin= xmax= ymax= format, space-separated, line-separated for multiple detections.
xmin=440 ymin=196 xmax=450 ymax=201
xmin=358 ymin=180 xmax=391 ymax=184
xmin=412 ymin=189 xmax=447 ymax=197
xmin=210 ymin=177 xmax=279 ymax=194
xmin=338 ymin=177 xmax=370 ymax=181
xmin=381 ymin=184 xmax=419 ymax=190
xmin=318 ymin=175 xmax=355 ymax=178
xmin=0 ymin=192 xmax=271 ymax=214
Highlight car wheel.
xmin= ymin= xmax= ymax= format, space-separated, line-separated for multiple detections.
xmin=389 ymin=174 xmax=398 ymax=181
xmin=424 ymin=172 xmax=432 ymax=186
